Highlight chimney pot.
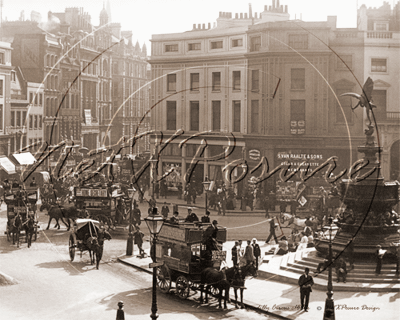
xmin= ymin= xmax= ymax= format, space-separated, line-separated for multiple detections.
xmin=208 ymin=22 xmax=211 ymax=29
xmin=202 ymin=23 xmax=205 ymax=29
xmin=193 ymin=24 xmax=196 ymax=29
xmin=235 ymin=13 xmax=238 ymax=18
xmin=285 ymin=5 xmax=288 ymax=13
xmin=272 ymin=0 xmax=275 ymax=9
xmin=198 ymin=23 xmax=201 ymax=29
xmin=240 ymin=13 xmax=243 ymax=19
xmin=254 ymin=12 xmax=257 ymax=19
xmin=264 ymin=5 xmax=268 ymax=11
xmin=277 ymin=0 xmax=280 ymax=8
xmin=219 ymin=11 xmax=222 ymax=17
xmin=245 ymin=13 xmax=248 ymax=19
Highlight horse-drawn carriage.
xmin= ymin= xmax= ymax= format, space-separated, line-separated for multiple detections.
xmin=73 ymin=184 xmax=133 ymax=231
xmin=4 ymin=187 xmax=39 ymax=246
xmin=68 ymin=219 xmax=111 ymax=269
xmin=154 ymin=222 xmax=227 ymax=299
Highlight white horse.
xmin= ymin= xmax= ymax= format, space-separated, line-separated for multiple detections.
xmin=281 ymin=213 xmax=307 ymax=228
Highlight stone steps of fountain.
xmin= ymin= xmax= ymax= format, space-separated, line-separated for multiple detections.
xmin=282 ymin=253 xmax=400 ymax=284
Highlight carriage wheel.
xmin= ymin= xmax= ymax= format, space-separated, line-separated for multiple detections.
xmin=210 ymin=286 xmax=220 ymax=298
xmin=156 ymin=265 xmax=171 ymax=293
xmin=69 ymin=235 xmax=75 ymax=262
xmin=176 ymin=275 xmax=190 ymax=299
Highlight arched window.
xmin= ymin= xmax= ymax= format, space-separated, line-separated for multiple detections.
xmin=51 ymin=99 xmax=55 ymax=117
xmin=46 ymin=98 xmax=50 ymax=116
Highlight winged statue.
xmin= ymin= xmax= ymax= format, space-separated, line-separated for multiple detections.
xmin=340 ymin=77 xmax=377 ymax=126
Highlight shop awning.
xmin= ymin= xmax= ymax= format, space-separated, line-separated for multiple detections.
xmin=12 ymin=152 xmax=36 ymax=165
xmin=0 ymin=156 xmax=16 ymax=174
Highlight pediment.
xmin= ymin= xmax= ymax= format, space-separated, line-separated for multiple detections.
xmin=373 ymin=79 xmax=391 ymax=88
xmin=332 ymin=78 xmax=356 ymax=89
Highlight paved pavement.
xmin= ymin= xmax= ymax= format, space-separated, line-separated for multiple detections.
xmin=119 ymin=240 xmax=400 ymax=320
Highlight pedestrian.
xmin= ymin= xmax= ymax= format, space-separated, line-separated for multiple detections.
xmin=201 ymin=210 xmax=211 ymax=223
xmin=297 ymin=232 xmax=308 ymax=251
xmin=275 ymin=236 xmax=289 ymax=255
xmin=132 ymin=202 xmax=141 ymax=227
xmin=316 ymin=257 xmax=329 ymax=273
xmin=375 ymin=244 xmax=386 ymax=275
xmin=394 ymin=243 xmax=400 ymax=275
xmin=232 ymin=241 xmax=239 ymax=267
xmin=252 ymin=238 xmax=261 ymax=269
xmin=160 ymin=180 xmax=168 ymax=199
xmin=265 ymin=217 xmax=278 ymax=244
xmin=169 ymin=211 xmax=180 ymax=224
xmin=133 ymin=226 xmax=145 ymax=257
xmin=116 ymin=301 xmax=125 ymax=320
xmin=185 ymin=208 xmax=199 ymax=223
xmin=298 ymin=267 xmax=314 ymax=312
xmin=244 ymin=240 xmax=255 ymax=266
xmin=161 ymin=202 xmax=170 ymax=219
xmin=346 ymin=240 xmax=355 ymax=270
xmin=335 ymin=257 xmax=347 ymax=283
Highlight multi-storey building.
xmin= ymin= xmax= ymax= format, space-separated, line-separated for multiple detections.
xmin=355 ymin=2 xmax=400 ymax=180
xmin=150 ymin=1 xmax=400 ymax=195
xmin=111 ymin=30 xmax=150 ymax=155
xmin=10 ymin=67 xmax=44 ymax=153
xmin=0 ymin=41 xmax=13 ymax=156
xmin=3 ymin=6 xmax=150 ymax=159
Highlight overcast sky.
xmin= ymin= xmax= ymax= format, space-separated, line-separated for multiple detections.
xmin=2 ymin=0 xmax=390 ymax=48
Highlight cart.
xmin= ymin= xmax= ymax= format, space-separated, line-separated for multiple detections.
xmin=154 ymin=222 xmax=227 ymax=299
xmin=4 ymin=188 xmax=39 ymax=242
xmin=68 ymin=218 xmax=100 ymax=262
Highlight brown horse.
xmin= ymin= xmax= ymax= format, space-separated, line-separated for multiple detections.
xmin=200 ymin=267 xmax=230 ymax=309
xmin=8 ymin=214 xmax=23 ymax=247
xmin=45 ymin=204 xmax=82 ymax=231
xmin=225 ymin=263 xmax=258 ymax=309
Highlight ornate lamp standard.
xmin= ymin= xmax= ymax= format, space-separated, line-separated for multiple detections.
xmin=149 ymin=155 xmax=158 ymax=204
xmin=202 ymin=176 xmax=211 ymax=215
xmin=144 ymin=207 xmax=165 ymax=320
xmin=126 ymin=199 xmax=135 ymax=256
xmin=323 ymin=216 xmax=338 ymax=320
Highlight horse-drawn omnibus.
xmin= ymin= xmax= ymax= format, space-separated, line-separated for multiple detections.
xmin=155 ymin=222 xmax=227 ymax=300
xmin=73 ymin=185 xmax=132 ymax=230
xmin=4 ymin=186 xmax=39 ymax=245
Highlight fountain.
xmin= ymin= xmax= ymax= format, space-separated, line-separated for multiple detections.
xmin=315 ymin=125 xmax=400 ymax=257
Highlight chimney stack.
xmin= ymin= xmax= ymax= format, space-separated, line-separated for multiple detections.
xmin=272 ymin=0 xmax=275 ymax=9
xmin=249 ymin=3 xmax=253 ymax=18
xmin=240 ymin=12 xmax=243 ymax=19
xmin=285 ymin=5 xmax=288 ymax=13
xmin=208 ymin=22 xmax=211 ymax=29
xmin=244 ymin=13 xmax=248 ymax=19
xmin=193 ymin=24 xmax=196 ymax=29
xmin=235 ymin=13 xmax=238 ymax=18
xmin=198 ymin=23 xmax=201 ymax=29
xmin=202 ymin=23 xmax=205 ymax=29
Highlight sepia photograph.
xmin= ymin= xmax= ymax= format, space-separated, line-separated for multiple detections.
xmin=0 ymin=0 xmax=399 ymax=319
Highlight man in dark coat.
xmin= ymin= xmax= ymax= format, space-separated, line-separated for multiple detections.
xmin=201 ymin=211 xmax=211 ymax=223
xmin=185 ymin=208 xmax=199 ymax=223
xmin=375 ymin=245 xmax=386 ymax=275
xmin=169 ymin=211 xmax=179 ymax=224
xmin=298 ymin=267 xmax=314 ymax=312
xmin=203 ymin=220 xmax=219 ymax=252
xmin=232 ymin=241 xmax=239 ymax=267
xmin=335 ymin=257 xmax=347 ymax=283
xmin=252 ymin=238 xmax=261 ymax=270
xmin=265 ymin=217 xmax=278 ymax=244
xmin=161 ymin=202 xmax=170 ymax=219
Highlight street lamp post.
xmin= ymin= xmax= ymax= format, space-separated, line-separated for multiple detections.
xmin=202 ymin=176 xmax=211 ymax=215
xmin=126 ymin=199 xmax=135 ymax=256
xmin=149 ymin=156 xmax=157 ymax=205
xmin=144 ymin=207 xmax=165 ymax=320
xmin=323 ymin=216 xmax=336 ymax=320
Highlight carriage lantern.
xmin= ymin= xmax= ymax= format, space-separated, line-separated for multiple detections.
xmin=144 ymin=207 xmax=165 ymax=320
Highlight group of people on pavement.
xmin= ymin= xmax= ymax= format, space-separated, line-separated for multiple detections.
xmin=231 ymin=239 xmax=261 ymax=270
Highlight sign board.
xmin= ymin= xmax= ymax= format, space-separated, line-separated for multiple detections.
xmin=159 ymin=225 xmax=186 ymax=242
xmin=212 ymin=250 xmax=227 ymax=261
xmin=84 ymin=109 xmax=92 ymax=125
xmin=149 ymin=261 xmax=164 ymax=268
